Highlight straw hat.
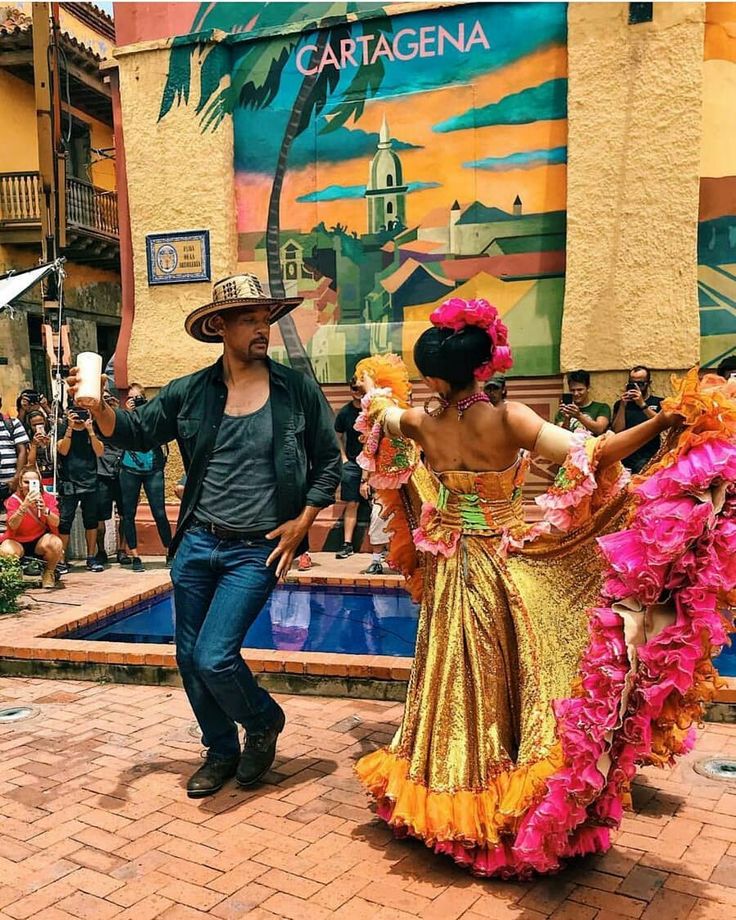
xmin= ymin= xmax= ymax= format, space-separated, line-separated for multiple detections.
xmin=185 ymin=272 xmax=303 ymax=343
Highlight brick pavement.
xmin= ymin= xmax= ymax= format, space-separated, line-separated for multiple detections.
xmin=0 ymin=677 xmax=735 ymax=919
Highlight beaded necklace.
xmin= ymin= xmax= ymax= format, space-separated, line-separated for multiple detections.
xmin=424 ymin=390 xmax=491 ymax=420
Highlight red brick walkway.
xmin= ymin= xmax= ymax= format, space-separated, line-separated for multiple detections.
xmin=0 ymin=678 xmax=735 ymax=919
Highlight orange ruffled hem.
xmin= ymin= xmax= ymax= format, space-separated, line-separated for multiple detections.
xmin=355 ymin=745 xmax=564 ymax=849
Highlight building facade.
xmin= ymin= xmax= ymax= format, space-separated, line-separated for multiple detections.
xmin=108 ymin=2 xmax=734 ymax=410
xmin=0 ymin=2 xmax=121 ymax=400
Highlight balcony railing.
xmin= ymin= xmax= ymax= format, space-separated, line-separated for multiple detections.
xmin=67 ymin=177 xmax=119 ymax=237
xmin=0 ymin=171 xmax=119 ymax=240
xmin=0 ymin=171 xmax=40 ymax=224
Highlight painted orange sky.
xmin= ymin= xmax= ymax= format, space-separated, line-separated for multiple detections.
xmin=705 ymin=2 xmax=736 ymax=62
xmin=235 ymin=42 xmax=567 ymax=236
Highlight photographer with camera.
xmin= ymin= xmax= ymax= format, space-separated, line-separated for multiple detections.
xmin=0 ymin=467 xmax=62 ymax=589
xmin=554 ymin=370 xmax=611 ymax=435
xmin=118 ymin=383 xmax=172 ymax=573
xmin=57 ymin=404 xmax=105 ymax=572
xmin=611 ymin=365 xmax=663 ymax=473
xmin=26 ymin=409 xmax=54 ymax=489
xmin=16 ymin=389 xmax=48 ymax=428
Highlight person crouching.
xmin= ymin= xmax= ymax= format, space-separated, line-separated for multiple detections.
xmin=0 ymin=467 xmax=63 ymax=589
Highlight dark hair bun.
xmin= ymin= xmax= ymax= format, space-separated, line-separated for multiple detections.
xmin=414 ymin=325 xmax=491 ymax=387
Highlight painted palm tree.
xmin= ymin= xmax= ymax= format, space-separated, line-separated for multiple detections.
xmin=160 ymin=2 xmax=391 ymax=378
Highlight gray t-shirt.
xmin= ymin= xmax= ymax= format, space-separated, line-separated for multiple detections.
xmin=195 ymin=403 xmax=279 ymax=532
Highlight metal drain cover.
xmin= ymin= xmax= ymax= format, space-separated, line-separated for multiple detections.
xmin=694 ymin=756 xmax=736 ymax=782
xmin=0 ymin=706 xmax=38 ymax=724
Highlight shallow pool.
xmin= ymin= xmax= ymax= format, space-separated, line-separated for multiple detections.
xmin=714 ymin=642 xmax=736 ymax=678
xmin=65 ymin=586 xmax=736 ymax=675
xmin=67 ymin=586 xmax=420 ymax=657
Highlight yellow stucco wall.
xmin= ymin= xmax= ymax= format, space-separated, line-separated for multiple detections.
xmin=0 ymin=71 xmax=38 ymax=172
xmin=115 ymin=44 xmax=236 ymax=385
xmin=0 ymin=64 xmax=114 ymax=189
xmin=561 ymin=2 xmax=704 ymax=391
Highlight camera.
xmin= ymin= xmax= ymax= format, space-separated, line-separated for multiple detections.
xmin=69 ymin=404 xmax=90 ymax=422
xmin=627 ymin=380 xmax=643 ymax=393
xmin=561 ymin=393 xmax=574 ymax=406
xmin=132 ymin=395 xmax=147 ymax=408
xmin=24 ymin=391 xmax=42 ymax=405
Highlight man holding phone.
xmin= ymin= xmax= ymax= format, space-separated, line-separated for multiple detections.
xmin=555 ymin=370 xmax=611 ymax=435
xmin=57 ymin=405 xmax=106 ymax=572
xmin=611 ymin=365 xmax=663 ymax=473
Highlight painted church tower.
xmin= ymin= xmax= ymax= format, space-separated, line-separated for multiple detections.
xmin=366 ymin=115 xmax=407 ymax=233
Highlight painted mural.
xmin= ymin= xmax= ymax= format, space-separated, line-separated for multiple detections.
xmin=699 ymin=2 xmax=736 ymax=368
xmin=160 ymin=1 xmax=568 ymax=382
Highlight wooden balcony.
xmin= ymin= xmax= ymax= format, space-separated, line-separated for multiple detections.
xmin=0 ymin=171 xmax=119 ymax=267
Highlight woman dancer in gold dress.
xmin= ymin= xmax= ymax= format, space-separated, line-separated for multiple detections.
xmin=354 ymin=298 xmax=735 ymax=877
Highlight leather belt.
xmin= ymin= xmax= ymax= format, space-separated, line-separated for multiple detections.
xmin=190 ymin=518 xmax=272 ymax=542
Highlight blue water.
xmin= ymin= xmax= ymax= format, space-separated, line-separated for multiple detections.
xmin=65 ymin=585 xmax=736 ymax=674
xmin=68 ymin=586 xmax=420 ymax=657
xmin=715 ymin=642 xmax=736 ymax=678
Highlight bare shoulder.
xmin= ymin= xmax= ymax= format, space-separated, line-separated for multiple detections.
xmin=501 ymin=400 xmax=544 ymax=450
xmin=400 ymin=406 xmax=424 ymax=438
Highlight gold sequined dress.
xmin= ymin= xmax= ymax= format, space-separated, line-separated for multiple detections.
xmin=354 ymin=362 xmax=735 ymax=878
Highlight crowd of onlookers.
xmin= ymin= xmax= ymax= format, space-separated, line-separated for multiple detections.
xmin=0 ymin=383 xmax=171 ymax=589
xmin=2 ymin=356 xmax=735 ymax=588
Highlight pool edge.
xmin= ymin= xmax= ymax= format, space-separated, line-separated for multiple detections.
xmin=2 ymin=568 xmax=734 ymax=713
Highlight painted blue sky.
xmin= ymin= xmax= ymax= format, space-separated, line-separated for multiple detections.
xmin=233 ymin=2 xmax=567 ymax=176
xmin=465 ymin=146 xmax=568 ymax=172
xmin=435 ymin=78 xmax=567 ymax=133
xmin=296 ymin=180 xmax=441 ymax=203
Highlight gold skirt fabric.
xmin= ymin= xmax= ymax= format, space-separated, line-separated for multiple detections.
xmin=357 ymin=464 xmax=626 ymax=864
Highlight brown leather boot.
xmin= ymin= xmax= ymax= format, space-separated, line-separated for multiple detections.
xmin=186 ymin=752 xmax=239 ymax=798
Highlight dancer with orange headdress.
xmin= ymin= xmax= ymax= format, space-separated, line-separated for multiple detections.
xmin=353 ymin=298 xmax=736 ymax=878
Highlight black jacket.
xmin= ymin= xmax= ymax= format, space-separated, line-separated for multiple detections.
xmin=106 ymin=358 xmax=341 ymax=556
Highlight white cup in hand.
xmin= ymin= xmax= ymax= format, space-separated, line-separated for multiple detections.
xmin=75 ymin=353 xmax=103 ymax=408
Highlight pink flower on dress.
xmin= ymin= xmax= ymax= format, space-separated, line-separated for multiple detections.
xmin=412 ymin=502 xmax=460 ymax=558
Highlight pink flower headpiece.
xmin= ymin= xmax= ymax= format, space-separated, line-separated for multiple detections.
xmin=429 ymin=297 xmax=513 ymax=381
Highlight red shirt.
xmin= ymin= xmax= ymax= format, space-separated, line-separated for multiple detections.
xmin=1 ymin=491 xmax=59 ymax=543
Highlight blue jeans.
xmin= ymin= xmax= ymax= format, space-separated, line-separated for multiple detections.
xmin=119 ymin=468 xmax=172 ymax=552
xmin=171 ymin=527 xmax=282 ymax=759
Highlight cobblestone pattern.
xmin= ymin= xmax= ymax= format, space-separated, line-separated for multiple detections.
xmin=1 ymin=678 xmax=736 ymax=918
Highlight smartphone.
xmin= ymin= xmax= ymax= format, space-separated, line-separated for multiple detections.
xmin=33 ymin=423 xmax=46 ymax=436
xmin=28 ymin=479 xmax=40 ymax=496
xmin=561 ymin=393 xmax=574 ymax=406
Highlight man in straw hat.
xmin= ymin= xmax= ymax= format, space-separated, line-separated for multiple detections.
xmin=67 ymin=273 xmax=341 ymax=797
